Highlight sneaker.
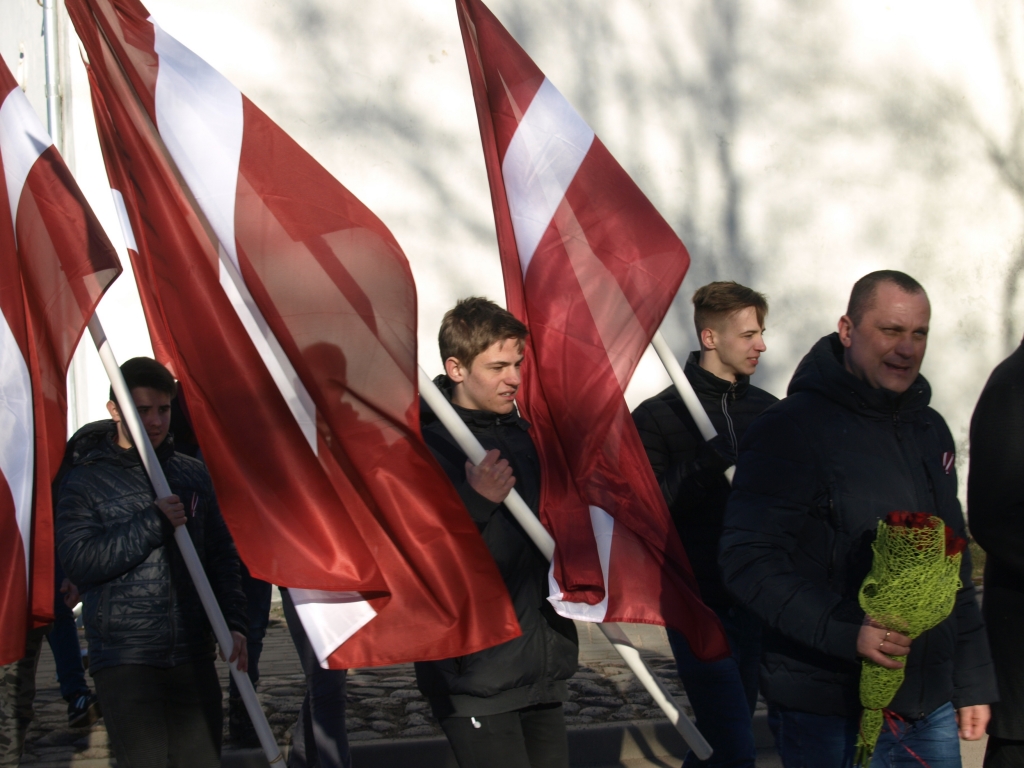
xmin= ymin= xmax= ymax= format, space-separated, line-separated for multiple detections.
xmin=68 ymin=692 xmax=101 ymax=728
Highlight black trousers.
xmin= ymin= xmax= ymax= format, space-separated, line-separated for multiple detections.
xmin=440 ymin=703 xmax=569 ymax=768
xmin=92 ymin=661 xmax=222 ymax=768
xmin=986 ymin=737 xmax=1024 ymax=768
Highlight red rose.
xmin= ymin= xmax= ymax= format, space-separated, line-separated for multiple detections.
xmin=944 ymin=526 xmax=967 ymax=557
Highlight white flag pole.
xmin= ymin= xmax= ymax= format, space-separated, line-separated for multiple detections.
xmin=87 ymin=317 xmax=283 ymax=764
xmin=418 ymin=367 xmax=712 ymax=761
xmin=649 ymin=331 xmax=735 ymax=484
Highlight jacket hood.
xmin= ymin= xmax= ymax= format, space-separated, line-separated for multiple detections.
xmin=788 ymin=333 xmax=930 ymax=417
xmin=420 ymin=374 xmax=530 ymax=432
xmin=66 ymin=419 xmax=176 ymax=469
xmin=685 ymin=351 xmax=750 ymax=399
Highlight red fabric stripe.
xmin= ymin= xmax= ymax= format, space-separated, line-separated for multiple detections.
xmin=457 ymin=0 xmax=544 ymax=165
xmin=0 ymin=470 xmax=28 ymax=665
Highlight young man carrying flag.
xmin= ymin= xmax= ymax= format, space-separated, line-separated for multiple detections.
xmin=416 ymin=297 xmax=578 ymax=768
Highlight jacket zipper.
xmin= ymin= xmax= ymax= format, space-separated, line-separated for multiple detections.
xmin=720 ymin=390 xmax=738 ymax=453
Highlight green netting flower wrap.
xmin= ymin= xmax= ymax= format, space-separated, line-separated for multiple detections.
xmin=854 ymin=511 xmax=966 ymax=766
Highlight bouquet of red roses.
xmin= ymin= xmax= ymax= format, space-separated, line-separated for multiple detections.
xmin=855 ymin=511 xmax=967 ymax=766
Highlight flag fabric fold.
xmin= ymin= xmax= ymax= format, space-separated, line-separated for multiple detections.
xmin=68 ymin=0 xmax=520 ymax=668
xmin=456 ymin=0 xmax=729 ymax=661
xmin=0 ymin=55 xmax=121 ymax=665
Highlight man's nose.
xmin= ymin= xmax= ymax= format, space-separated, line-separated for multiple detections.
xmin=894 ymin=334 xmax=915 ymax=357
xmin=755 ymin=337 xmax=767 ymax=352
xmin=506 ymin=368 xmax=521 ymax=386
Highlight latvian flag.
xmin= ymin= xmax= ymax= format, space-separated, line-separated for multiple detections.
xmin=0 ymin=54 xmax=121 ymax=665
xmin=68 ymin=0 xmax=520 ymax=669
xmin=457 ymin=0 xmax=728 ymax=660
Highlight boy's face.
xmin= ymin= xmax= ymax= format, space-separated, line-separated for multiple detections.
xmin=446 ymin=338 xmax=524 ymax=414
xmin=107 ymin=387 xmax=173 ymax=449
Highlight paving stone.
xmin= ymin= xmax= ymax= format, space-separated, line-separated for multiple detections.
xmin=360 ymin=697 xmax=403 ymax=708
xmin=388 ymin=689 xmax=422 ymax=699
xmin=626 ymin=691 xmax=653 ymax=705
xmin=562 ymin=702 xmax=580 ymax=715
xmin=347 ymin=731 xmax=383 ymax=742
xmin=347 ymin=687 xmax=386 ymax=697
xmin=577 ymin=695 xmax=623 ymax=708
xmin=264 ymin=686 xmax=305 ymax=696
xmin=268 ymin=713 xmax=292 ymax=725
xmin=405 ymin=701 xmax=430 ymax=713
xmin=567 ymin=679 xmax=609 ymax=697
xmin=400 ymin=725 xmax=437 ymax=737
xmin=578 ymin=706 xmax=615 ymax=717
xmin=404 ymin=713 xmax=431 ymax=727
xmin=345 ymin=717 xmax=366 ymax=731
xmin=370 ymin=720 xmax=396 ymax=732
xmin=564 ymin=715 xmax=594 ymax=725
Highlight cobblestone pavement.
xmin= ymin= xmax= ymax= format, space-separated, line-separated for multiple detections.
xmin=19 ymin=605 xmax=732 ymax=764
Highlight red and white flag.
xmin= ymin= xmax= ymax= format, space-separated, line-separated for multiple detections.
xmin=0 ymin=55 xmax=121 ymax=665
xmin=69 ymin=0 xmax=520 ymax=669
xmin=457 ymin=0 xmax=728 ymax=660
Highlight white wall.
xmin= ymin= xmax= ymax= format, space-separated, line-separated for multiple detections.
xmin=3 ymin=0 xmax=1022 ymax=505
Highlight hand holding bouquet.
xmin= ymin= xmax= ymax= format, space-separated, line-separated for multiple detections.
xmin=854 ymin=511 xmax=966 ymax=766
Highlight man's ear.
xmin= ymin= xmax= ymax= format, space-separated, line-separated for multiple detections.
xmin=444 ymin=357 xmax=466 ymax=383
xmin=700 ymin=327 xmax=717 ymax=351
xmin=837 ymin=315 xmax=855 ymax=348
xmin=106 ymin=400 xmax=121 ymax=422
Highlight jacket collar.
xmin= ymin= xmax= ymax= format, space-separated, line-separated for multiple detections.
xmin=68 ymin=419 xmax=178 ymax=468
xmin=788 ymin=333 xmax=930 ymax=417
xmin=424 ymin=374 xmax=531 ymax=431
xmin=684 ymin=351 xmax=750 ymax=399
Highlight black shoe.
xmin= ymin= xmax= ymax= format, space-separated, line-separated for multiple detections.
xmin=228 ymin=695 xmax=260 ymax=748
xmin=68 ymin=692 xmax=101 ymax=728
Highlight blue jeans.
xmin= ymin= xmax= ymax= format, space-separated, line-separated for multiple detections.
xmin=228 ymin=565 xmax=272 ymax=698
xmin=775 ymin=701 xmax=962 ymax=768
xmin=280 ymin=589 xmax=350 ymax=768
xmin=668 ymin=605 xmax=761 ymax=767
xmin=47 ymin=560 xmax=89 ymax=701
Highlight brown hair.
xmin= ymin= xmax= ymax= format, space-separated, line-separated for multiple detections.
xmin=846 ymin=270 xmax=926 ymax=326
xmin=439 ymin=297 xmax=528 ymax=369
xmin=692 ymin=281 xmax=769 ymax=339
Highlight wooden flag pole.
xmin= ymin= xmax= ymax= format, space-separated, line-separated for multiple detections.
xmin=418 ymin=368 xmax=713 ymax=761
xmin=649 ymin=331 xmax=735 ymax=484
xmin=88 ymin=317 xmax=283 ymax=764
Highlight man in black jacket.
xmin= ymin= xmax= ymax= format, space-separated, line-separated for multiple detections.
xmin=55 ymin=358 xmax=248 ymax=768
xmin=633 ymin=281 xmax=776 ymax=768
xmin=968 ymin=339 xmax=1024 ymax=768
xmin=415 ymin=298 xmax=579 ymax=768
xmin=720 ymin=272 xmax=996 ymax=767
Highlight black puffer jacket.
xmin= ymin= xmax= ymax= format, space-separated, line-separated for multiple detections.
xmin=632 ymin=352 xmax=778 ymax=607
xmin=720 ymin=334 xmax=997 ymax=718
xmin=414 ymin=377 xmax=579 ymax=718
xmin=55 ymin=421 xmax=247 ymax=674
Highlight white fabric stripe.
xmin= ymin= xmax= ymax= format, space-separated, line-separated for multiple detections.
xmin=0 ymin=85 xmax=53 ymax=247
xmin=151 ymin=19 xmax=318 ymax=455
xmin=110 ymin=190 xmax=138 ymax=252
xmin=152 ymin=22 xmax=244 ymax=272
xmin=290 ymin=589 xmax=378 ymax=668
xmin=218 ymin=251 xmax=317 ymax=451
xmin=501 ymin=78 xmax=594 ymax=275
xmin=0 ymin=310 xmax=35 ymax=588
xmin=546 ymin=506 xmax=613 ymax=622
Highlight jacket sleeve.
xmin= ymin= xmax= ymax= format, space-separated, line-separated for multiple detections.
xmin=55 ymin=471 xmax=168 ymax=591
xmin=422 ymin=430 xmax=500 ymax=530
xmin=632 ymin=401 xmax=718 ymax=518
xmin=719 ymin=409 xmax=863 ymax=661
xmin=951 ymin=546 xmax=999 ymax=707
xmin=200 ymin=478 xmax=249 ymax=636
xmin=968 ymin=360 xmax=1024 ymax=578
